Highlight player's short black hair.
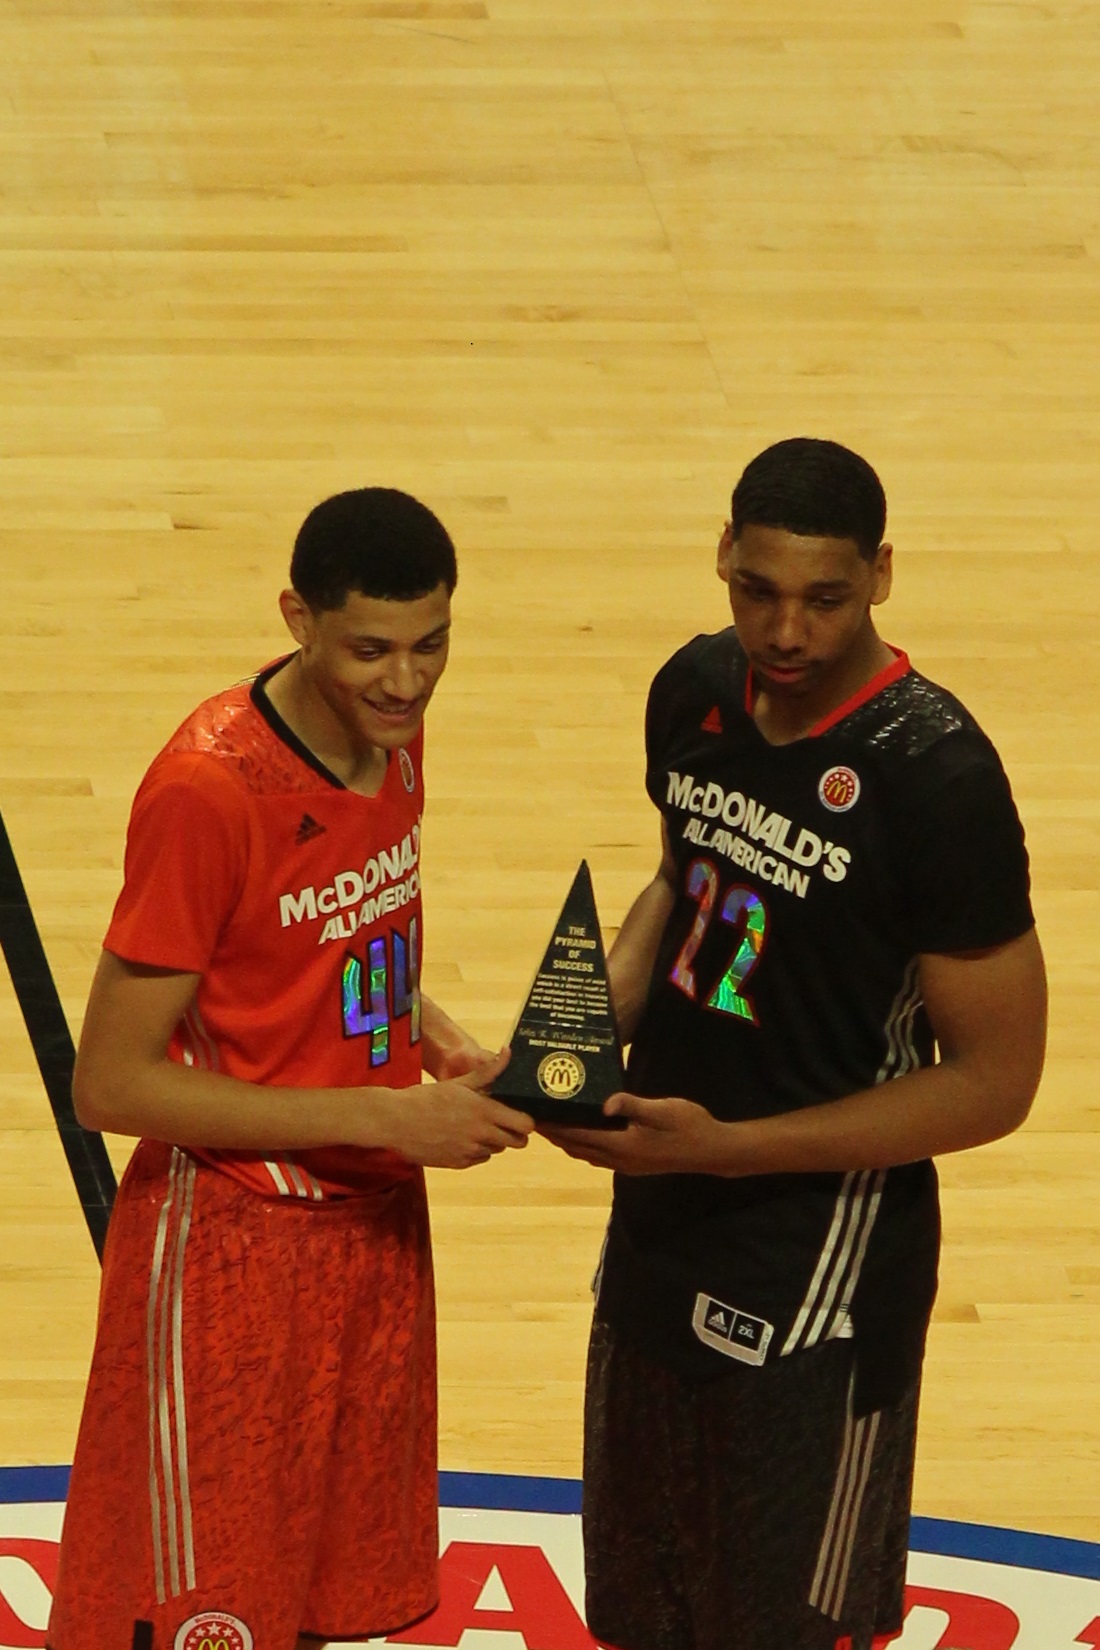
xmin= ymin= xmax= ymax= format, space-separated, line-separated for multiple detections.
xmin=731 ymin=438 xmax=887 ymax=560
xmin=291 ymin=488 xmax=458 ymax=610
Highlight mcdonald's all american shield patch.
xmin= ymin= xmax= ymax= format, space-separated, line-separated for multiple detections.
xmin=818 ymin=765 xmax=861 ymax=813
xmin=174 ymin=1612 xmax=254 ymax=1650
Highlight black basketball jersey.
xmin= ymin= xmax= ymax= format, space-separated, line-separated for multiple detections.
xmin=597 ymin=628 xmax=1033 ymax=1412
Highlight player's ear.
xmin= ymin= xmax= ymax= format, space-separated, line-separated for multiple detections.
xmin=279 ymin=587 xmax=315 ymax=645
xmin=869 ymin=541 xmax=893 ymax=606
xmin=716 ymin=522 xmax=733 ymax=583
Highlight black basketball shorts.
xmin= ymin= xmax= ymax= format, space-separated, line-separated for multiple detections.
xmin=583 ymin=1316 xmax=917 ymax=1650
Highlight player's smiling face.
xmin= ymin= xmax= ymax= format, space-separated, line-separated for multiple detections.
xmin=288 ymin=582 xmax=452 ymax=752
xmin=720 ymin=523 xmax=892 ymax=707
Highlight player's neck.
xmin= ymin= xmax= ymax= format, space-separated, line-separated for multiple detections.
xmin=263 ymin=656 xmax=388 ymax=795
xmin=751 ymin=627 xmax=896 ymax=746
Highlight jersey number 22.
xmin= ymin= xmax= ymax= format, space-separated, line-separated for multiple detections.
xmin=670 ymin=858 xmax=768 ymax=1024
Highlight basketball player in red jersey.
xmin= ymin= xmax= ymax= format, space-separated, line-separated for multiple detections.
xmin=547 ymin=440 xmax=1047 ymax=1650
xmin=47 ymin=489 xmax=534 ymax=1650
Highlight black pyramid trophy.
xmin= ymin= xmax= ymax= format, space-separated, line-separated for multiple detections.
xmin=491 ymin=861 xmax=627 ymax=1128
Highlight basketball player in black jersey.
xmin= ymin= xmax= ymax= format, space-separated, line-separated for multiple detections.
xmin=546 ymin=439 xmax=1046 ymax=1650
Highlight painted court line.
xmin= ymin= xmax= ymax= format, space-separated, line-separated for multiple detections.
xmin=4 ymin=1465 xmax=1097 ymax=1578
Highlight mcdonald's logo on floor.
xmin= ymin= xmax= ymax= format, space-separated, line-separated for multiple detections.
xmin=0 ymin=1468 xmax=1098 ymax=1649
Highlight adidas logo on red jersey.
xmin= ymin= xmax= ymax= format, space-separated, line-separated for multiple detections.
xmin=701 ymin=706 xmax=723 ymax=734
xmin=295 ymin=813 xmax=327 ymax=845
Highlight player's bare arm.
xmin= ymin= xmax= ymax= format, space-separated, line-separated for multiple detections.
xmin=420 ymin=992 xmax=497 ymax=1080
xmin=74 ymin=951 xmax=533 ymax=1170
xmin=547 ymin=927 xmax=1046 ymax=1176
xmin=605 ymin=823 xmax=678 ymax=1043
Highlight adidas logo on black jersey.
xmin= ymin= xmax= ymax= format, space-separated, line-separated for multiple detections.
xmin=693 ymin=1292 xmax=773 ymax=1366
xmin=295 ymin=813 xmax=327 ymax=845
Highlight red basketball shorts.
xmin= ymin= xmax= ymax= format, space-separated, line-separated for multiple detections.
xmin=47 ymin=1138 xmax=438 ymax=1650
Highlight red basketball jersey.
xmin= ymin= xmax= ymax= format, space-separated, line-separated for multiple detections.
xmin=106 ymin=657 xmax=427 ymax=1198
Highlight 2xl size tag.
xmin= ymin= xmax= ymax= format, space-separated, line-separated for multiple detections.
xmin=692 ymin=1293 xmax=774 ymax=1366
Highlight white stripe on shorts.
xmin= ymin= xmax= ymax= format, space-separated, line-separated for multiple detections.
xmin=809 ymin=1376 xmax=882 ymax=1622
xmin=146 ymin=1147 xmax=197 ymax=1603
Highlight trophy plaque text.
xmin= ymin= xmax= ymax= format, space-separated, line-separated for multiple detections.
xmin=492 ymin=861 xmax=627 ymax=1128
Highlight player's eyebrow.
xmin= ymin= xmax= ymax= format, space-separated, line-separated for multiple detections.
xmin=413 ymin=621 xmax=451 ymax=645
xmin=351 ymin=621 xmax=451 ymax=647
xmin=734 ymin=570 xmax=854 ymax=594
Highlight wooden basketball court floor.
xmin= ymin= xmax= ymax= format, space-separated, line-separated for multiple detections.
xmin=0 ymin=0 xmax=1097 ymax=1560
